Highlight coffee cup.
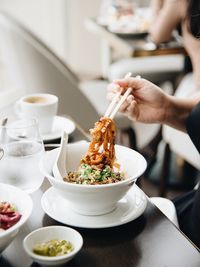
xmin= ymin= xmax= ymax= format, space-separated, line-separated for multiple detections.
xmin=15 ymin=93 xmax=58 ymax=134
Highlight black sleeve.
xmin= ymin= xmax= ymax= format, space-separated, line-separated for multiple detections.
xmin=186 ymin=102 xmax=200 ymax=154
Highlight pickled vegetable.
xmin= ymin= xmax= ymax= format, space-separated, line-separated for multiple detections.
xmin=33 ymin=239 xmax=74 ymax=257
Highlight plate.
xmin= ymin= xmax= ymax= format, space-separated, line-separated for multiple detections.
xmin=41 ymin=184 xmax=147 ymax=229
xmin=106 ymin=7 xmax=151 ymax=38
xmin=42 ymin=116 xmax=75 ymax=142
xmin=108 ymin=29 xmax=148 ymax=38
xmin=107 ymin=24 xmax=148 ymax=38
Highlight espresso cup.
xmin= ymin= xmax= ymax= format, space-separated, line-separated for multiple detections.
xmin=15 ymin=93 xmax=58 ymax=134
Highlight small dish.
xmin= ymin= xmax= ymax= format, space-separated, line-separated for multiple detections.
xmin=42 ymin=116 xmax=75 ymax=142
xmin=23 ymin=225 xmax=83 ymax=267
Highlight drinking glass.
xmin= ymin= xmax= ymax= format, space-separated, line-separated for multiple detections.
xmin=0 ymin=118 xmax=45 ymax=193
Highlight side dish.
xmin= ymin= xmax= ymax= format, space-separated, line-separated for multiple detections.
xmin=0 ymin=201 xmax=22 ymax=231
xmin=64 ymin=117 xmax=126 ymax=185
xmin=33 ymin=239 xmax=74 ymax=257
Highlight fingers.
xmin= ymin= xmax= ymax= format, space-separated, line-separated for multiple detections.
xmin=107 ymin=91 xmax=116 ymax=101
xmin=126 ymin=100 xmax=138 ymax=121
xmin=119 ymin=94 xmax=134 ymax=112
xmin=114 ymin=77 xmax=145 ymax=90
xmin=119 ymin=94 xmax=138 ymax=121
xmin=106 ymin=77 xmax=143 ymax=121
xmin=107 ymin=83 xmax=122 ymax=101
xmin=107 ymin=77 xmax=145 ymax=99
xmin=107 ymin=83 xmax=138 ymax=121
xmin=107 ymin=82 xmax=121 ymax=93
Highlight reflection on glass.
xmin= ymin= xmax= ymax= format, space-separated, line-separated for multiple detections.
xmin=0 ymin=118 xmax=44 ymax=193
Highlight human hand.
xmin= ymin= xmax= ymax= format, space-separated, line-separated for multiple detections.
xmin=107 ymin=77 xmax=170 ymax=124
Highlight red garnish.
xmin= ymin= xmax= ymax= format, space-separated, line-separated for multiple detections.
xmin=0 ymin=201 xmax=22 ymax=230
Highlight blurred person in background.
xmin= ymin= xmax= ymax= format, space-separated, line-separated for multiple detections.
xmin=149 ymin=0 xmax=200 ymax=89
xmin=142 ymin=0 xmax=200 ymax=175
xmin=107 ymin=0 xmax=200 ymax=246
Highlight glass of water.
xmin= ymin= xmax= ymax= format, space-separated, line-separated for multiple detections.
xmin=0 ymin=118 xmax=45 ymax=193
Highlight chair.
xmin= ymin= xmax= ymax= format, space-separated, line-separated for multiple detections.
xmin=150 ymin=197 xmax=179 ymax=227
xmin=0 ymin=11 xmax=159 ymax=153
xmin=159 ymin=73 xmax=200 ymax=196
xmin=108 ymin=55 xmax=184 ymax=85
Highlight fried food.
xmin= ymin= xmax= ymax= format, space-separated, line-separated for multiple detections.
xmin=63 ymin=117 xmax=126 ymax=185
xmin=80 ymin=117 xmax=116 ymax=169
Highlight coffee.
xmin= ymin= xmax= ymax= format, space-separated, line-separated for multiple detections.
xmin=24 ymin=96 xmax=49 ymax=104
xmin=15 ymin=93 xmax=58 ymax=134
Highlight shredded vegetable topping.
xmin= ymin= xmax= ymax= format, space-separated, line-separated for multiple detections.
xmin=64 ymin=163 xmax=125 ymax=185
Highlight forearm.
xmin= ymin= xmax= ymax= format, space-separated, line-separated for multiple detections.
xmin=164 ymin=94 xmax=200 ymax=132
xmin=149 ymin=0 xmax=182 ymax=44
xmin=150 ymin=0 xmax=164 ymax=18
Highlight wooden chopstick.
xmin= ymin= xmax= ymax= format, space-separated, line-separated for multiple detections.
xmin=104 ymin=90 xmax=121 ymax=118
xmin=109 ymin=87 xmax=132 ymax=119
xmin=104 ymin=73 xmax=141 ymax=119
xmin=104 ymin=72 xmax=132 ymax=119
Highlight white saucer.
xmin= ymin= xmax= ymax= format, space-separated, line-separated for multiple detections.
xmin=42 ymin=116 xmax=75 ymax=142
xmin=41 ymin=185 xmax=147 ymax=229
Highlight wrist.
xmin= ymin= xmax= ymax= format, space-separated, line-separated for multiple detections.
xmin=163 ymin=95 xmax=196 ymax=132
xmin=160 ymin=94 xmax=173 ymax=125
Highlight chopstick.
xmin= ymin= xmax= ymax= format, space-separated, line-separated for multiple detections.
xmin=104 ymin=72 xmax=134 ymax=119
xmin=109 ymin=87 xmax=132 ymax=119
xmin=104 ymin=90 xmax=121 ymax=118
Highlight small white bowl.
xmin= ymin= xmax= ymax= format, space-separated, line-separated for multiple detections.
xmin=0 ymin=183 xmax=33 ymax=253
xmin=23 ymin=226 xmax=83 ymax=267
xmin=39 ymin=142 xmax=147 ymax=216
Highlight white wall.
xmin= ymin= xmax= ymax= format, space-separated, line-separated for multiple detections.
xmin=0 ymin=0 xmax=67 ymax=61
xmin=65 ymin=0 xmax=102 ymax=76
xmin=0 ymin=0 xmax=151 ymax=78
xmin=0 ymin=0 xmax=102 ymax=77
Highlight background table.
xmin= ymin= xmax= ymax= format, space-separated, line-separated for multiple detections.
xmin=85 ymin=18 xmax=186 ymax=79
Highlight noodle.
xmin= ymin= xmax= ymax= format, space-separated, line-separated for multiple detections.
xmin=63 ymin=117 xmax=126 ymax=185
xmin=81 ymin=117 xmax=116 ymax=169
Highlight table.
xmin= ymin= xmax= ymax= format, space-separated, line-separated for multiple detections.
xmin=85 ymin=18 xmax=186 ymax=78
xmin=1 ymin=129 xmax=200 ymax=267
xmin=1 ymin=181 xmax=200 ymax=267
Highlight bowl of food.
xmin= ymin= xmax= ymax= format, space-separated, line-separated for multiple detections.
xmin=40 ymin=118 xmax=147 ymax=215
xmin=23 ymin=226 xmax=83 ymax=267
xmin=0 ymin=183 xmax=33 ymax=253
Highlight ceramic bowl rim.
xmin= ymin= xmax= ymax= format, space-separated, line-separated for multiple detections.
xmin=0 ymin=183 xmax=33 ymax=238
xmin=39 ymin=143 xmax=147 ymax=189
xmin=23 ymin=225 xmax=83 ymax=262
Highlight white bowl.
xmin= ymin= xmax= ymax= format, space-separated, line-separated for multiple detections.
xmin=0 ymin=183 xmax=33 ymax=253
xmin=39 ymin=142 xmax=147 ymax=215
xmin=23 ymin=226 xmax=83 ymax=267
